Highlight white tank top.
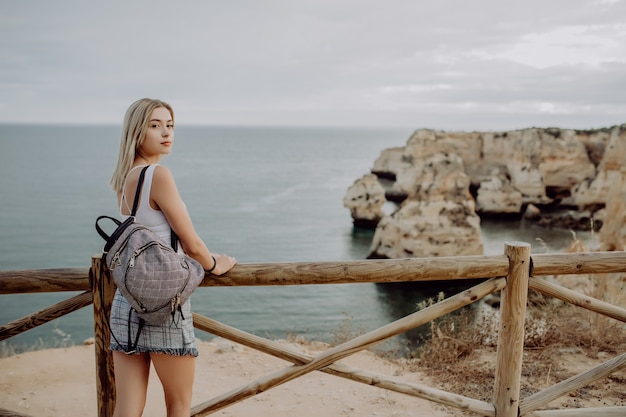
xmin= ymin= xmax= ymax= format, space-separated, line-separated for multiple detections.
xmin=120 ymin=164 xmax=172 ymax=245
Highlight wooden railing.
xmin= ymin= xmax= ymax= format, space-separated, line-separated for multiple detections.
xmin=1 ymin=241 xmax=625 ymax=417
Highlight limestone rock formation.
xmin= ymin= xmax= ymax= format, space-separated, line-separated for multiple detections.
xmin=523 ymin=204 xmax=541 ymax=220
xmin=371 ymin=146 xmax=405 ymax=179
xmin=476 ymin=173 xmax=523 ymax=214
xmin=342 ymin=173 xmax=386 ymax=228
xmin=573 ymin=125 xmax=626 ymax=210
xmin=596 ymin=126 xmax=626 ymax=250
xmin=368 ymin=153 xmax=483 ymax=259
xmin=539 ymin=129 xmax=596 ymax=191
xmin=599 ymin=171 xmax=626 ymax=251
xmin=345 ymin=124 xmax=626 ymax=258
xmin=368 ymin=126 xmax=613 ymax=211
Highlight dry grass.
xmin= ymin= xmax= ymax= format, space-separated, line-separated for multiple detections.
xmin=409 ymin=268 xmax=626 ymax=412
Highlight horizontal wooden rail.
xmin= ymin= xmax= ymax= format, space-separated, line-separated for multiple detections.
xmin=0 ymin=268 xmax=91 ymax=294
xmin=531 ymin=251 xmax=626 ymax=276
xmin=205 ymin=255 xmax=509 ymax=286
xmin=2 ymin=251 xmax=626 ymax=294
xmin=1 ymin=256 xmax=508 ymax=294
xmin=0 ymin=291 xmax=93 ymax=342
xmin=2 ymin=248 xmax=625 ymax=417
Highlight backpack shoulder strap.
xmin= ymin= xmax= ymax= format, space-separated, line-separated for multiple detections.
xmin=128 ymin=164 xmax=178 ymax=250
xmin=130 ymin=166 xmax=150 ymax=217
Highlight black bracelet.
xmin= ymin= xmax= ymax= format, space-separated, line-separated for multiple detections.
xmin=205 ymin=256 xmax=217 ymax=273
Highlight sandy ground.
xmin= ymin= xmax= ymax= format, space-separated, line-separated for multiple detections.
xmin=0 ymin=338 xmax=452 ymax=417
xmin=2 ymin=336 xmax=624 ymax=417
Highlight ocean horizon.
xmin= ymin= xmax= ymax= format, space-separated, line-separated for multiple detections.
xmin=0 ymin=124 xmax=592 ymax=354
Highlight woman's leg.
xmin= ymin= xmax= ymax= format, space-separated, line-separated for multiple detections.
xmin=151 ymin=353 xmax=196 ymax=417
xmin=112 ymin=351 xmax=151 ymax=417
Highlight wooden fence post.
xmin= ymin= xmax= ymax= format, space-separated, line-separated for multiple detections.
xmin=493 ymin=241 xmax=531 ymax=417
xmin=91 ymin=255 xmax=116 ymax=417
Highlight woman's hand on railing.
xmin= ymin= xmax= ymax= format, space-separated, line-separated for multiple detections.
xmin=210 ymin=254 xmax=237 ymax=276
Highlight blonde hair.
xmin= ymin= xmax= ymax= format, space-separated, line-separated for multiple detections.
xmin=110 ymin=98 xmax=175 ymax=192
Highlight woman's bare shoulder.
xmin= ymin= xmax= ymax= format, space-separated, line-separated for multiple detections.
xmin=151 ymin=165 xmax=180 ymax=198
xmin=152 ymin=164 xmax=175 ymax=183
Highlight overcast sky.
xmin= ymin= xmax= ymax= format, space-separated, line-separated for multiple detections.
xmin=1 ymin=0 xmax=625 ymax=130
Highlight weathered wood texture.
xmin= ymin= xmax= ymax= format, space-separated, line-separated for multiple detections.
xmin=531 ymin=251 xmax=626 ymax=276
xmin=91 ymin=258 xmax=116 ymax=417
xmin=0 ymin=291 xmax=92 ymax=342
xmin=493 ymin=242 xmax=531 ymax=417
xmin=2 ymin=251 xmax=625 ymax=295
xmin=0 ymin=408 xmax=35 ymax=417
xmin=0 ymin=268 xmax=91 ymax=293
xmin=204 ymin=256 xmax=510 ymax=286
xmin=530 ymin=277 xmax=626 ymax=323
xmin=527 ymin=407 xmax=626 ymax=416
xmin=520 ymin=352 xmax=626 ymax=415
xmin=191 ymin=277 xmax=506 ymax=416
xmin=1 ymin=256 xmax=508 ymax=293
xmin=2 ymin=249 xmax=625 ymax=417
xmin=192 ymin=312 xmax=497 ymax=417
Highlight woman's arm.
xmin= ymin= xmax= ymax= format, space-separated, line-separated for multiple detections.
xmin=150 ymin=165 xmax=236 ymax=275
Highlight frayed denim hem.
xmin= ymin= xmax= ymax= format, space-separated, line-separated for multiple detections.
xmin=109 ymin=343 xmax=199 ymax=357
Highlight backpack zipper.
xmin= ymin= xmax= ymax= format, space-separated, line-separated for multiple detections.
xmin=109 ymin=225 xmax=149 ymax=270
xmin=122 ymin=240 xmax=192 ymax=314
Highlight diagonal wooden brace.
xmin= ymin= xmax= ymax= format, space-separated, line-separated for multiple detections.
xmin=191 ymin=277 xmax=505 ymax=416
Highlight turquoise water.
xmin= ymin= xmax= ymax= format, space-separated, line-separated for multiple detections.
xmin=0 ymin=124 xmax=588 ymax=353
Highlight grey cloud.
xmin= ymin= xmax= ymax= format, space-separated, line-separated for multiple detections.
xmin=0 ymin=0 xmax=625 ymax=128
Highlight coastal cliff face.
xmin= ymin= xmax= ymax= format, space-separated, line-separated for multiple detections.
xmin=595 ymin=127 xmax=626 ymax=251
xmin=342 ymin=173 xmax=386 ymax=228
xmin=345 ymin=124 xmax=626 ymax=258
xmin=367 ymin=152 xmax=483 ymax=259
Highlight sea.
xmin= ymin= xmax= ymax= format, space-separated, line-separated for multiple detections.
xmin=0 ymin=124 xmax=592 ymax=355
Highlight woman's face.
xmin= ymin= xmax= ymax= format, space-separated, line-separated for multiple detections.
xmin=138 ymin=106 xmax=174 ymax=159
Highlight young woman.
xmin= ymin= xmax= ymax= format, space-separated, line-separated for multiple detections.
xmin=108 ymin=98 xmax=237 ymax=417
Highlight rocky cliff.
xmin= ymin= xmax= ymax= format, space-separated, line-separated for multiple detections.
xmin=344 ymin=124 xmax=626 ymax=258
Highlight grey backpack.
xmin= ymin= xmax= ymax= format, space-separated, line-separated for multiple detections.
xmin=96 ymin=166 xmax=205 ymax=350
